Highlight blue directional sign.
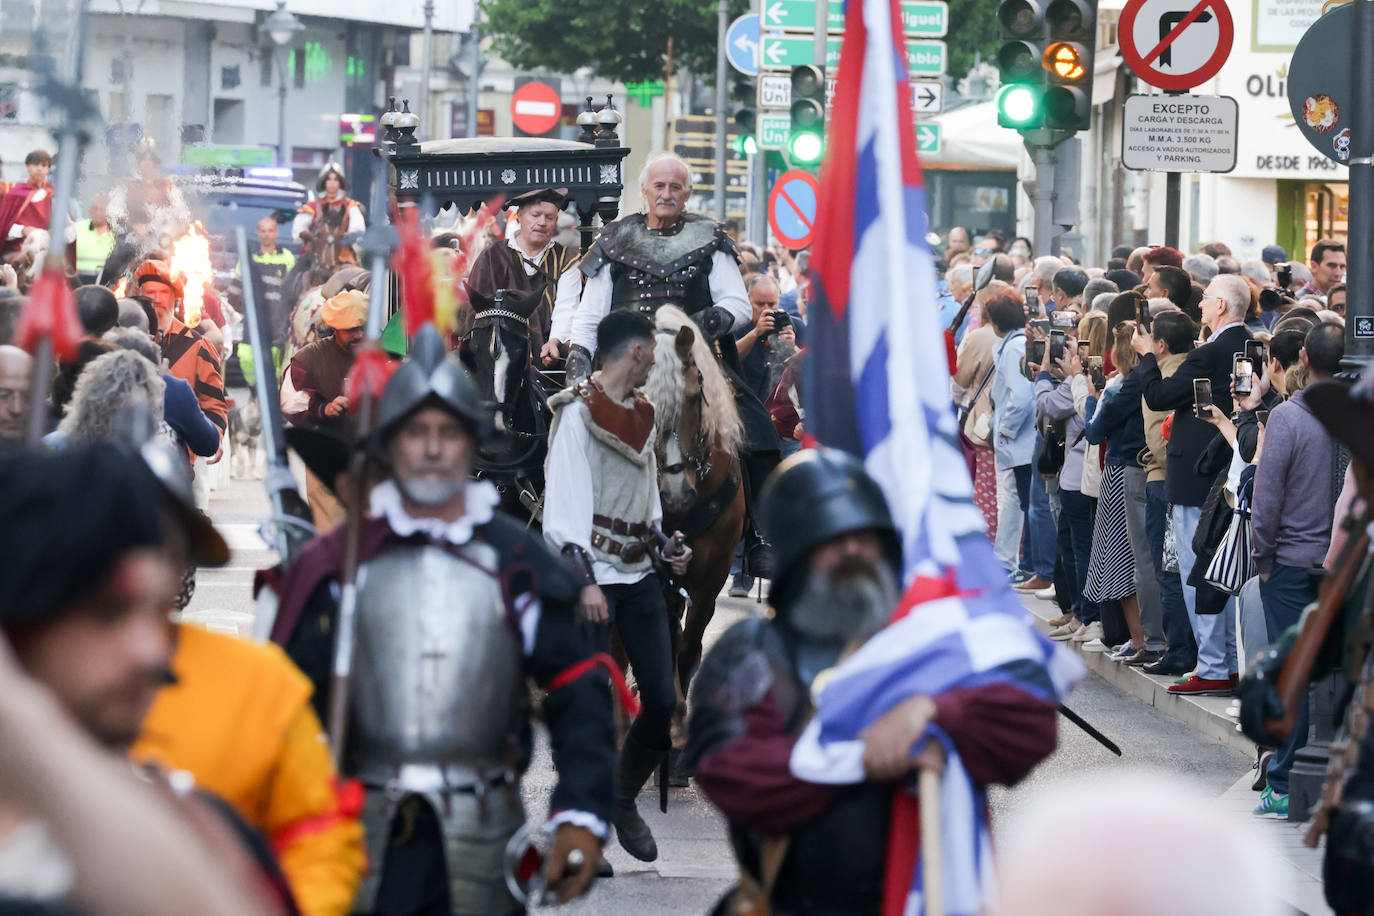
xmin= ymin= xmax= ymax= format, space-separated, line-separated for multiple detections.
xmin=768 ymin=169 xmax=819 ymax=249
xmin=726 ymin=13 xmax=761 ymax=77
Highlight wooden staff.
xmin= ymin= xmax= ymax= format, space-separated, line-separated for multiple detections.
xmin=919 ymin=767 xmax=943 ymax=916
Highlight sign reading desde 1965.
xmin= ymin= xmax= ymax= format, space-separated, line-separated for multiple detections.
xmin=1121 ymin=94 xmax=1238 ymax=173
xmin=761 ymin=0 xmax=948 ymax=36
xmin=760 ymin=34 xmax=946 ymax=73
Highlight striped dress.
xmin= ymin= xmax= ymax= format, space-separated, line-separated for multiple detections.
xmin=1084 ymin=461 xmax=1137 ymax=601
xmin=162 ymin=317 xmax=227 ymax=438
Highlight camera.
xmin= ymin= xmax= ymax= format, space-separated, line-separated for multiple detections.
xmin=1276 ymin=263 xmax=1293 ymax=290
xmin=1259 ymin=287 xmax=1294 ymax=312
xmin=771 ymin=309 xmax=791 ymax=329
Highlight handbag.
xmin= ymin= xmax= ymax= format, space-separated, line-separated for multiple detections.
xmin=1203 ymin=490 xmax=1254 ymax=595
xmin=958 ymin=362 xmax=997 ymax=449
xmin=1036 ymin=419 xmax=1067 ymax=476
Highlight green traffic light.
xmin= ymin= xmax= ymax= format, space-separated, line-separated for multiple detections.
xmin=788 ymin=130 xmax=824 ymax=165
xmin=735 ymin=134 xmax=758 ymax=156
xmin=996 ymin=84 xmax=1040 ymax=126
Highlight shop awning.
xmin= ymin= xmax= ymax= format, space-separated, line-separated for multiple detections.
xmin=921 ymin=101 xmax=1022 ymax=171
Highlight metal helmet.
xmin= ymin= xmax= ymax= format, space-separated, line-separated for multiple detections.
xmin=316 ymin=161 xmax=349 ymax=193
xmin=759 ymin=447 xmax=901 ymax=593
xmin=375 ymin=323 xmax=495 ymax=444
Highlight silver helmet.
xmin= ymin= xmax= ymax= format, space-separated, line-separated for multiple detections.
xmin=375 ymin=323 xmax=494 ymax=444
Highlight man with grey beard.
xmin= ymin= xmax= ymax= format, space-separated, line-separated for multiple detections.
xmin=264 ymin=323 xmax=617 ymax=914
xmin=686 ymin=449 xmax=1059 ymax=915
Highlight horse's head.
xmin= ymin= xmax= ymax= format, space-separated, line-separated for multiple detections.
xmin=461 ymin=288 xmax=537 ymax=437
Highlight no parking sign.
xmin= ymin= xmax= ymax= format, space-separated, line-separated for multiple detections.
xmin=768 ymin=170 xmax=819 ymax=249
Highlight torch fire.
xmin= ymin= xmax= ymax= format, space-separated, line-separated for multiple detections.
xmin=170 ymin=221 xmax=214 ymax=327
xmin=112 ymin=277 xmax=127 ymax=297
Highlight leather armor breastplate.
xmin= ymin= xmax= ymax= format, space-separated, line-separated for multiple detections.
xmin=348 ymin=541 xmax=523 ymax=787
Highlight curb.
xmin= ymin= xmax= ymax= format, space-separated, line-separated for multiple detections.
xmin=1022 ymin=594 xmax=1257 ymax=758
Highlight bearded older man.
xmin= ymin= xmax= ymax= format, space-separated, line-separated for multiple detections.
xmin=134 ymin=258 xmax=227 ymax=441
xmin=463 ymin=187 xmax=581 ymax=364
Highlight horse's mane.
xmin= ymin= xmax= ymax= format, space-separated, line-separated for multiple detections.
xmin=643 ymin=306 xmax=744 ymax=458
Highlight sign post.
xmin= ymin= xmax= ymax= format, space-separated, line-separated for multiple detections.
xmin=1118 ymin=0 xmax=1235 ymax=248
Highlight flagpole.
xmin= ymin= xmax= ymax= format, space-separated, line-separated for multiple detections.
xmin=919 ymin=768 xmax=943 ymax=916
xmin=26 ymin=0 xmax=92 ymax=446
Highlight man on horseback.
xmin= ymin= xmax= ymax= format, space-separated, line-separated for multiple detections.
xmin=544 ymin=310 xmax=694 ymax=864
xmin=265 ymin=323 xmax=616 ymax=914
xmin=567 ymin=152 xmax=781 ymax=579
xmin=465 ymin=186 xmax=581 ymax=358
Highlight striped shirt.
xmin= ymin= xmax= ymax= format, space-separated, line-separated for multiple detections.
xmin=161 ymin=318 xmax=227 ymax=434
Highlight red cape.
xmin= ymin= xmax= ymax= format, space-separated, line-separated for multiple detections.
xmin=0 ymin=182 xmax=54 ymax=243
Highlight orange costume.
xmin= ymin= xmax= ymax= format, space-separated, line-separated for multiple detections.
xmin=135 ymin=259 xmax=229 ymax=436
xmin=132 ymin=624 xmax=367 ymax=916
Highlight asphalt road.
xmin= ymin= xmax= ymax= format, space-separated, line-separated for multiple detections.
xmin=188 ymin=475 xmax=1255 ymax=914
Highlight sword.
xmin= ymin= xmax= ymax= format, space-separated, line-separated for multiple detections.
xmin=1058 ymin=704 xmax=1122 ymax=756
xmin=649 ymin=526 xmax=688 ymax=813
xmin=234 ymin=225 xmax=314 ymax=575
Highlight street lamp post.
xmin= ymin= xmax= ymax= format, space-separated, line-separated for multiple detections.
xmin=419 ymin=0 xmax=434 ymax=140
xmin=266 ymin=1 xmax=304 ymax=169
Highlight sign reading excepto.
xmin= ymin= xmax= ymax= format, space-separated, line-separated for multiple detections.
xmin=1118 ymin=0 xmax=1234 ymax=91
xmin=1122 ymin=94 xmax=1238 ymax=173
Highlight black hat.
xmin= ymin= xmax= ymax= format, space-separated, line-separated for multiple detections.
xmin=0 ymin=444 xmax=227 ymax=628
xmin=508 ymin=187 xmax=570 ymax=209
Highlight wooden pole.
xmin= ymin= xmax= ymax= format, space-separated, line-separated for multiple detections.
xmin=663 ymin=36 xmax=674 ymax=150
xmin=919 ymin=768 xmax=943 ymax=916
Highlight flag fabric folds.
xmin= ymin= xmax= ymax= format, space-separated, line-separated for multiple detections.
xmin=794 ymin=0 xmax=1085 ymax=912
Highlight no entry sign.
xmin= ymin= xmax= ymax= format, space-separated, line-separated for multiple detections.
xmin=511 ymin=80 xmax=562 ymax=136
xmin=1119 ymin=0 xmax=1234 ymax=91
xmin=768 ymin=170 xmax=819 ymax=249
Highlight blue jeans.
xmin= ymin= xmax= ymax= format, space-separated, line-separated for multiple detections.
xmin=1059 ymin=488 xmax=1099 ymax=624
xmin=1147 ymin=481 xmax=1194 ymax=663
xmin=1025 ymin=447 xmax=1057 ymax=580
xmin=1260 ymin=564 xmax=1320 ymax=794
xmin=1172 ymin=503 xmax=1236 ymax=680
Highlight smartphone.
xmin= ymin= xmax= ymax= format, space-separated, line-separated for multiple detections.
xmin=1194 ymin=378 xmax=1213 ymax=418
xmin=1136 ymin=299 xmax=1152 ymax=334
xmin=1051 ymin=310 xmax=1078 ymax=329
xmin=1246 ymin=339 xmax=1266 ymax=366
xmin=1049 ymin=329 xmax=1067 ymax=363
xmin=1088 ymin=356 xmax=1105 ymax=390
xmin=1026 ymin=288 xmax=1040 ymax=316
xmin=1077 ymin=340 xmax=1091 ymax=357
xmin=1029 ymin=318 xmax=1051 ymax=335
xmin=1026 ymin=338 xmax=1046 ymax=378
xmin=1256 ymin=409 xmax=1271 ymax=426
xmin=1233 ymin=354 xmax=1254 ymax=394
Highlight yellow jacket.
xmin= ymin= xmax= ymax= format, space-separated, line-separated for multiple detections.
xmin=133 ymin=624 xmax=366 ymax=916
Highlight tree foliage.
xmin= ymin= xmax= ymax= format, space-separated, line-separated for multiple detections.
xmin=481 ymin=0 xmax=748 ymax=85
xmin=944 ymin=0 xmax=1001 ymax=85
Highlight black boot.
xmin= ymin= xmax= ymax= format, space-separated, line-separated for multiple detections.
xmin=614 ymin=737 xmax=665 ymax=862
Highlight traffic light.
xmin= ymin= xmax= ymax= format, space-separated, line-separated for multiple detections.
xmin=734 ymin=108 xmax=758 ymax=156
xmin=1042 ymin=0 xmax=1096 ymax=130
xmin=996 ymin=0 xmax=1047 ymax=130
xmin=788 ymin=64 xmax=825 ymax=168
xmin=730 ymin=74 xmax=757 ymax=156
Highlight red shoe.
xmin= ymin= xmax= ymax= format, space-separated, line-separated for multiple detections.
xmin=1167 ymin=675 xmax=1234 ymax=696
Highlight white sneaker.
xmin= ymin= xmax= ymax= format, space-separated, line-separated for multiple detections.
xmin=1034 ymin=586 xmax=1057 ymax=600
xmin=1048 ymin=618 xmax=1082 ymax=641
xmin=1071 ymin=621 xmax=1105 ymax=644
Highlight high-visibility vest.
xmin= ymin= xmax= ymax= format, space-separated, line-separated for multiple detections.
xmin=74 ymin=221 xmax=116 ymax=274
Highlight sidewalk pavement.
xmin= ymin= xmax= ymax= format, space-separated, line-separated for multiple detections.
xmin=1022 ymin=593 xmax=1334 ymax=916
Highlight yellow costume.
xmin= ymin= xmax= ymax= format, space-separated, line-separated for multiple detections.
xmin=133 ymin=624 xmax=366 ymax=916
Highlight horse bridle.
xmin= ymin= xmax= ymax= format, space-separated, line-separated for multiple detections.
xmin=465 ymin=304 xmax=549 ymax=475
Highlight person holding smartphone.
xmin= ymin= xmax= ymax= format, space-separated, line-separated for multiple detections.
xmin=1132 ymin=276 xmax=1254 ymax=696
xmin=986 ymin=292 xmax=1038 ymax=578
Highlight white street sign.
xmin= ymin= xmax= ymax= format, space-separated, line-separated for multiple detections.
xmin=758 ymin=111 xmax=791 ymax=150
xmin=910 ymin=80 xmax=943 ymax=114
xmin=1121 ymin=94 xmax=1238 ymax=173
xmin=758 ymin=74 xmax=791 ymax=109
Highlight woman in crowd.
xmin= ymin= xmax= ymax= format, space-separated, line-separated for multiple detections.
xmin=1080 ymin=319 xmax=1151 ymax=659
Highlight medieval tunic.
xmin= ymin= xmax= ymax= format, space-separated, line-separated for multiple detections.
xmin=464 ymin=233 xmax=581 ymax=351
xmin=281 ymin=339 xmax=354 ymax=440
xmin=292 ymin=196 xmax=365 ymax=243
xmin=0 ymin=181 xmax=58 ymax=255
xmin=543 ymin=377 xmax=662 ymax=586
